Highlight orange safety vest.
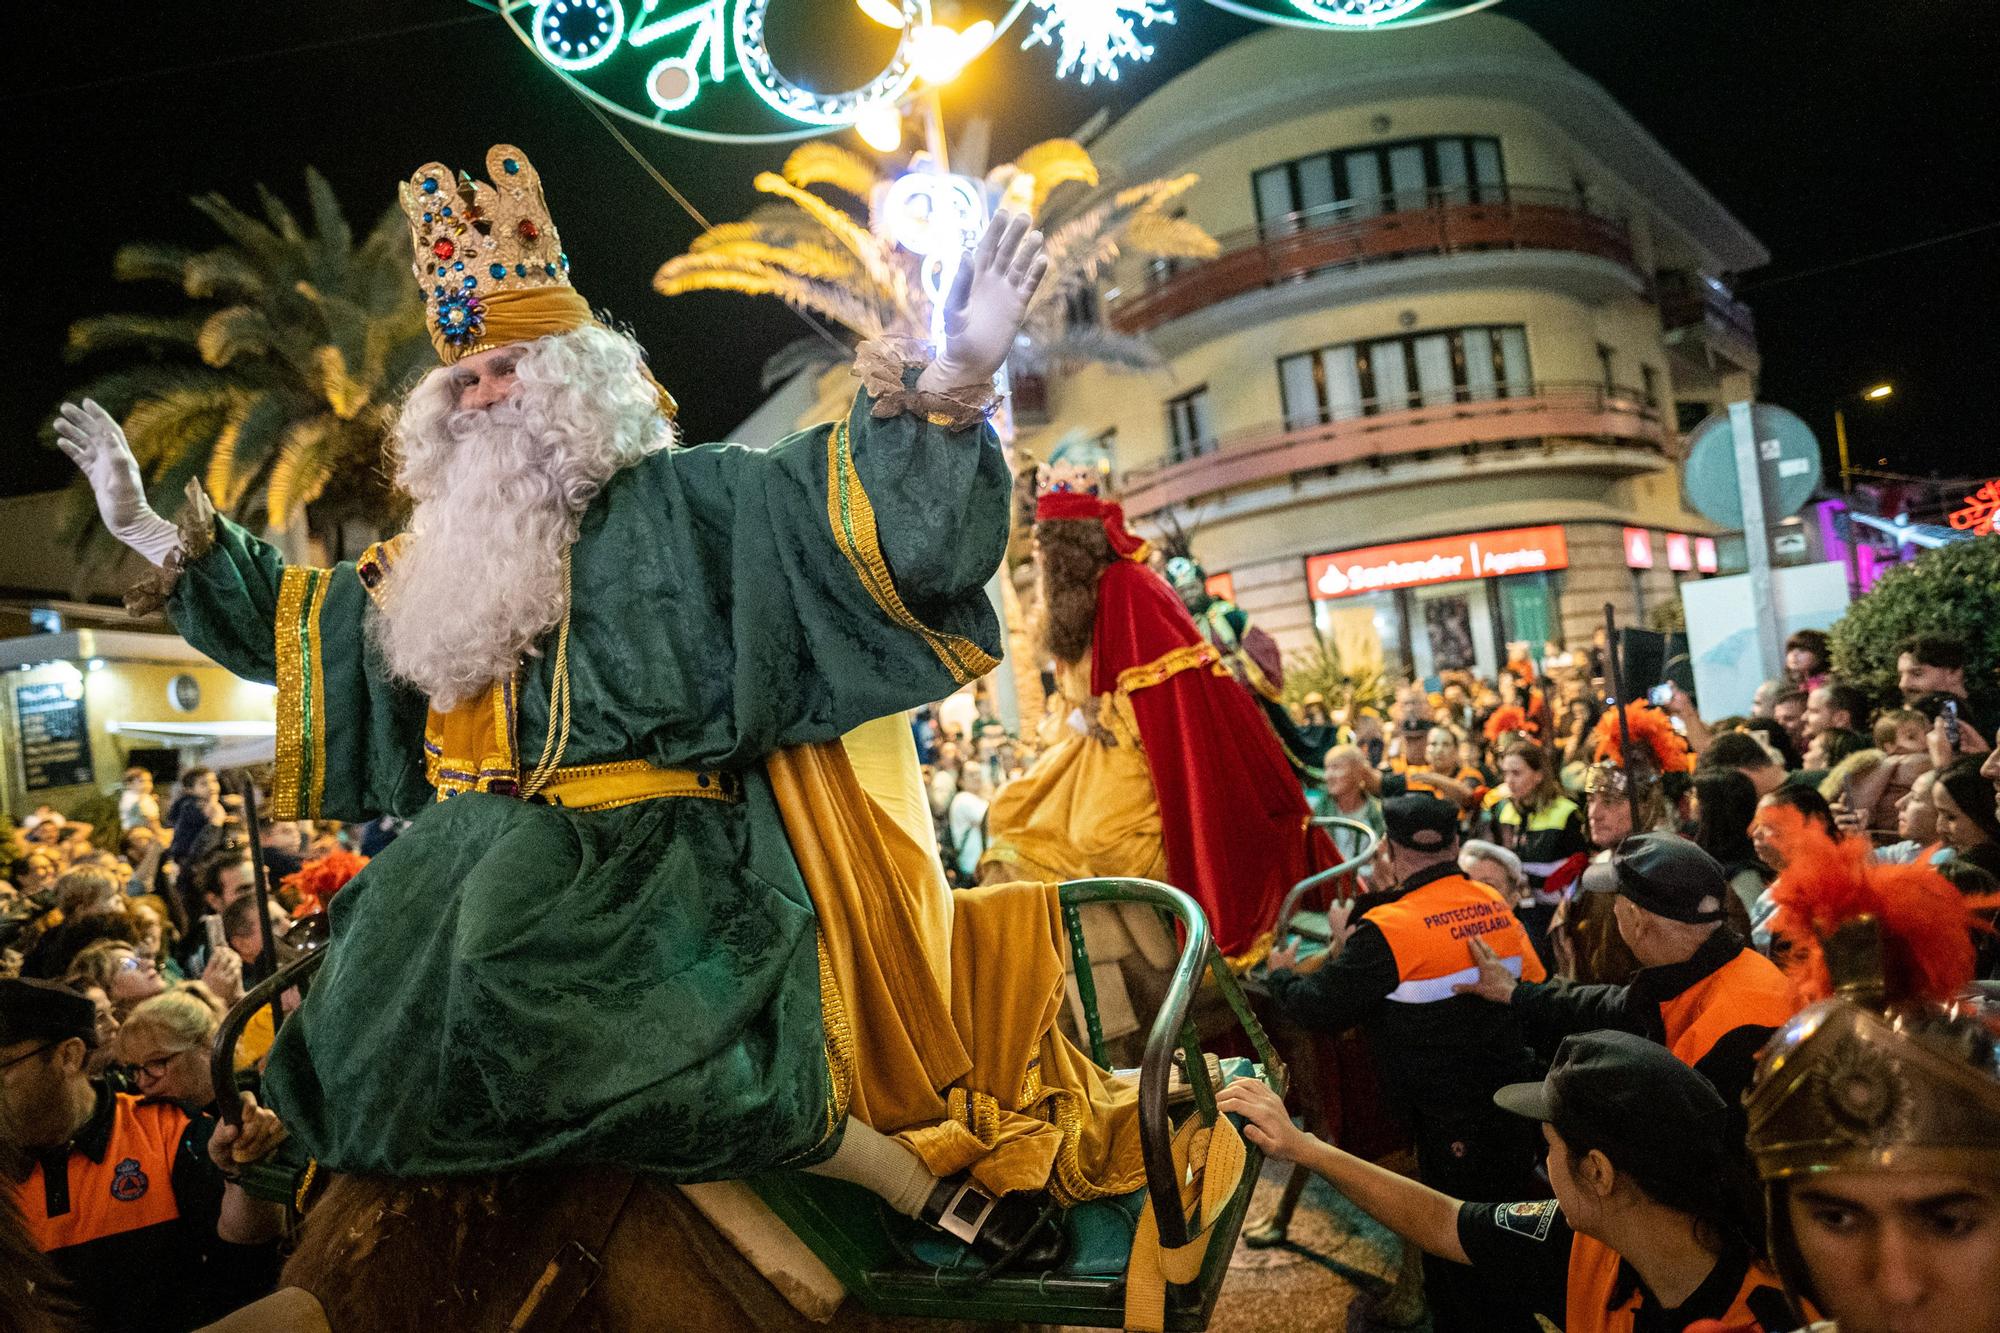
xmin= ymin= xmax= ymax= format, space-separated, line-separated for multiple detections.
xmin=13 ymin=1093 xmax=188 ymax=1254
xmin=1565 ymin=1232 xmax=1786 ymax=1332
xmin=1366 ymin=872 xmax=1548 ymax=1002
xmin=1658 ymin=948 xmax=1800 ymax=1068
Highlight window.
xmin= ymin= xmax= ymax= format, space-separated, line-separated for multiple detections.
xmin=1063 ymin=285 xmax=1099 ymax=329
xmin=1166 ymin=388 xmax=1216 ymax=462
xmin=1278 ymin=324 xmax=1532 ymax=426
xmin=1252 ymin=135 xmax=1506 ymax=234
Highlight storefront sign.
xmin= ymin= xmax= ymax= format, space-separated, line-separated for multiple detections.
xmin=1695 ymin=537 xmax=1719 ymax=573
xmin=1204 ymin=572 xmax=1235 ymax=602
xmin=15 ymin=680 xmax=94 ymax=792
xmin=1307 ymin=525 xmax=1568 ymax=600
xmin=1665 ymin=532 xmax=1693 ymax=571
xmin=1622 ymin=527 xmax=1655 ymax=569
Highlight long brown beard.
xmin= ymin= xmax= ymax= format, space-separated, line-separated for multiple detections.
xmin=1037 ymin=518 xmax=1115 ymax=665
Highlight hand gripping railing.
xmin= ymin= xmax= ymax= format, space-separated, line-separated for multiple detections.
xmin=1058 ymin=877 xmax=1284 ymax=1251
xmin=1271 ymin=815 xmax=1384 ymax=947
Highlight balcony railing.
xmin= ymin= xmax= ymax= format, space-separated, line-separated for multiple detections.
xmin=1120 ymin=380 xmax=1667 ymax=519
xmin=1658 ymin=272 xmax=1757 ymax=345
xmin=1106 ymin=187 xmax=1638 ymax=335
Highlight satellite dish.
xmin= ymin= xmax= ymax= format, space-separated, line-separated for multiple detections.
xmin=1682 ymin=403 xmax=1823 ymax=528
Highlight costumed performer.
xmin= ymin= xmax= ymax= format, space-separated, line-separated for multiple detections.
xmin=981 ymin=464 xmax=1334 ymax=973
xmin=1736 ymin=819 xmax=2000 ymax=1333
xmin=55 ymin=145 xmax=1144 ymax=1267
xmin=1165 ymin=554 xmax=1323 ymax=784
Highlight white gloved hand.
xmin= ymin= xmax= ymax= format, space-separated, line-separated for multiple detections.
xmin=53 ymin=398 xmax=179 ymax=566
xmin=918 ymin=210 xmax=1050 ymax=394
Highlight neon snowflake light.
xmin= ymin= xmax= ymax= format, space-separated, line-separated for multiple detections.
xmin=1021 ymin=0 xmax=1176 ymax=85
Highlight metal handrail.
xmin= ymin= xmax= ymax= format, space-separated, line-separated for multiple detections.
xmin=211 ymin=946 xmax=325 ymax=1128
xmin=1131 ymin=378 xmax=1665 ymax=485
xmin=1272 ymin=815 xmax=1384 ymax=947
xmin=1059 ymin=877 xmax=1283 ymax=1253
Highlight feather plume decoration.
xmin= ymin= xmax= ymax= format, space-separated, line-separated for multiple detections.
xmin=1591 ymin=702 xmax=1692 ymax=773
xmin=1761 ymin=807 xmax=1995 ymax=1006
xmin=1483 ymin=705 xmax=1530 ymax=743
xmin=283 ymin=849 xmax=368 ymax=919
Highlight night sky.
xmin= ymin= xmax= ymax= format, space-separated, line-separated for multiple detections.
xmin=9 ymin=0 xmax=1995 ymax=503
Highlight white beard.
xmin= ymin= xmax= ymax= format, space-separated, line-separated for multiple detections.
xmin=372 ymin=325 xmax=670 ymax=711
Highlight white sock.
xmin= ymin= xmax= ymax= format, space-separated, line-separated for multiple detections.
xmin=804 ymin=1116 xmax=939 ymax=1217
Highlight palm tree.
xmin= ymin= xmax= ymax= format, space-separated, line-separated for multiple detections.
xmin=57 ymin=168 xmax=433 ymax=568
xmin=653 ymin=137 xmax=1218 ymax=390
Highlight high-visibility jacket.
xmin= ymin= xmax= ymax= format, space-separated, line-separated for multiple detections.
xmin=1565 ymin=1232 xmax=1792 ymax=1332
xmin=1659 ymin=947 xmax=1799 ymax=1069
xmin=1490 ymin=795 xmax=1588 ymax=893
xmin=1366 ymin=872 xmax=1548 ymax=1003
xmin=16 ymin=1090 xmax=188 ymax=1255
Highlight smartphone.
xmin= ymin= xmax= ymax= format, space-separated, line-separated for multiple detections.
xmin=1647 ymin=682 xmax=1675 ymax=707
xmin=1945 ymin=698 xmax=1961 ymax=752
xmin=204 ymin=914 xmax=227 ymax=953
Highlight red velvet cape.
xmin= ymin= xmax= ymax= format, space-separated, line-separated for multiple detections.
xmin=1088 ymin=557 xmax=1335 ymax=956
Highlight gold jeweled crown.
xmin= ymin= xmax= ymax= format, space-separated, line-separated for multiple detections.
xmin=1035 ymin=461 xmax=1104 ymax=499
xmin=397 ymin=145 xmax=572 ymax=357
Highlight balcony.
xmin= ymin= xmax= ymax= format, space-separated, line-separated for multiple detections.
xmin=1120 ymin=380 xmax=1669 ymax=519
xmin=1658 ymin=271 xmax=1759 ymax=374
xmin=1106 ymin=188 xmax=1639 ymax=336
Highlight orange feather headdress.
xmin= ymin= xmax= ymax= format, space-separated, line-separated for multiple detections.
xmin=1590 ymin=702 xmax=1693 ymax=775
xmin=1483 ymin=704 xmax=1531 ymax=743
xmin=283 ymin=849 xmax=369 ymax=920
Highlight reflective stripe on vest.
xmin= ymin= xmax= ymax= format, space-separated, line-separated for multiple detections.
xmin=14 ymin=1093 xmax=186 ymax=1255
xmin=1366 ymin=873 xmax=1548 ymax=1005
xmin=1659 ymin=948 xmax=1801 ymax=1068
xmin=1494 ymin=797 xmax=1579 ymax=833
xmin=1564 ymin=1231 xmax=1788 ymax=1332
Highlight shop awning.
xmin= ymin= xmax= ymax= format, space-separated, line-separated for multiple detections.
xmin=107 ymin=720 xmax=275 ymax=771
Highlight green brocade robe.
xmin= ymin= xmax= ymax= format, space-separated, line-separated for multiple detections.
xmin=166 ymin=382 xmax=1008 ymax=1179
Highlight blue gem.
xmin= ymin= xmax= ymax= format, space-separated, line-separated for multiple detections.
xmin=544 ymin=263 xmax=557 ymax=276
xmin=442 ymin=206 xmax=453 ymax=217
xmin=515 ymin=263 xmax=527 ymax=276
xmin=503 ymin=158 xmax=520 ymax=174
xmin=452 ymin=261 xmax=464 ymax=271
xmin=490 ymin=264 xmax=507 ymax=279
xmin=422 ymin=212 xmax=433 ymax=223
xmin=558 ymin=253 xmax=570 ymax=269
xmin=433 ymin=284 xmax=445 ymax=297
xmin=462 ymin=276 xmax=476 ymax=289
xmin=422 ymin=178 xmax=439 ymax=194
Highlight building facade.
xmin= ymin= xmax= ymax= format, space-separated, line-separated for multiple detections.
xmin=1010 ymin=15 xmax=1766 ymax=683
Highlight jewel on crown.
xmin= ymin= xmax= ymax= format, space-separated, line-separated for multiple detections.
xmin=1036 ymin=461 xmax=1105 ymax=499
xmin=396 ymin=144 xmax=571 ymax=349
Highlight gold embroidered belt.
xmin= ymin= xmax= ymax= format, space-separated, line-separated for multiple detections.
xmin=534 ymin=759 xmax=741 ymax=812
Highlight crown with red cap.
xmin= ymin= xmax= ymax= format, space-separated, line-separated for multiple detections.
xmin=1034 ymin=462 xmax=1149 ymax=560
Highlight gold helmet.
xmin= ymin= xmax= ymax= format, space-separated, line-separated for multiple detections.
xmin=1743 ymin=822 xmax=2000 ymax=1319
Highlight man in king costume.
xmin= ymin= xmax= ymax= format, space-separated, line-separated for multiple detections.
xmin=55 ymin=146 xmax=1144 ymax=1268
xmin=982 ymin=465 xmax=1335 ymax=966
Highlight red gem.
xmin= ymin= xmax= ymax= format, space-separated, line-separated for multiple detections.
xmin=432 ymin=239 xmax=455 ymax=259
xmin=517 ymin=219 xmax=540 ymax=242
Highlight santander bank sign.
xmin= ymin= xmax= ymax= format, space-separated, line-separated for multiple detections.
xmin=1308 ymin=526 xmax=1569 ymax=600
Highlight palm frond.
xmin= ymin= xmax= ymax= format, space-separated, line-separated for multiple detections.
xmin=197 ymin=306 xmax=277 ymax=367
xmin=256 ymin=182 xmax=305 ymax=243
xmin=112 ymin=242 xmax=194 ymax=286
xmin=202 ymin=391 xmax=257 ymax=508
xmin=265 ymin=416 xmax=344 ymax=528
xmin=752 ymin=172 xmax=908 ymax=311
xmin=780 ymin=143 xmax=881 ymax=201
xmin=182 ymin=247 xmax=265 ymax=302
xmin=1124 ymin=212 xmax=1220 ymax=260
xmin=1016 ymin=326 xmax=1163 ymax=375
xmin=1115 ymin=173 xmax=1199 ymax=211
xmin=313 ymin=345 xmax=371 ymax=420
xmin=1009 ymin=139 xmax=1099 ymax=217
xmin=302 ymin=167 xmax=354 ymax=270
xmin=654 ymin=263 xmax=887 ymax=341
xmin=65 ymin=314 xmax=205 ymax=363
xmin=670 ymin=238 xmax=865 ymax=285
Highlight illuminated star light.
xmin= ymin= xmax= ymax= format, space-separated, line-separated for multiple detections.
xmin=1021 ymin=0 xmax=1176 ymax=86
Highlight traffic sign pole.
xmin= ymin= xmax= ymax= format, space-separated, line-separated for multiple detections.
xmin=1729 ymin=400 xmax=1785 ymax=687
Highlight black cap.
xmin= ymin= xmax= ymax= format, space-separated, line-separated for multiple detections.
xmin=1495 ymin=1030 xmax=1729 ymax=1175
xmin=1382 ymin=795 xmax=1459 ymax=852
xmin=1579 ymin=833 xmax=1729 ymax=924
xmin=0 ymin=977 xmax=97 ymax=1049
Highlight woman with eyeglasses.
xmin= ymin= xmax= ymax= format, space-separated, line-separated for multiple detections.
xmin=62 ymin=940 xmax=164 ymax=1021
xmin=117 ymin=990 xmax=224 ymax=1112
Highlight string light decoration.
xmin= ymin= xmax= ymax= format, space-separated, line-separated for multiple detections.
xmin=1021 ymin=0 xmax=1176 ymax=84
xmin=498 ymin=0 xmax=1501 ymax=144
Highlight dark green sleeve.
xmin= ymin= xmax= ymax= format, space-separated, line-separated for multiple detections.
xmin=664 ymin=379 xmax=1010 ymax=749
xmin=166 ymin=517 xmax=432 ymax=822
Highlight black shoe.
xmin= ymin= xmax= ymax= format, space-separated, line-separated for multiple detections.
xmin=916 ymin=1174 xmax=1068 ymax=1273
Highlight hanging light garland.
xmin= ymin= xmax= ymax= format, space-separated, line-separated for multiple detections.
xmin=495 ymin=0 xmax=1504 ymax=144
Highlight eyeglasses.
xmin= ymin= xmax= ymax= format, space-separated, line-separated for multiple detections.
xmin=1 ymin=1041 xmax=59 ymax=1072
xmin=129 ymin=1048 xmax=196 ymax=1080
xmin=114 ymin=955 xmax=157 ymax=974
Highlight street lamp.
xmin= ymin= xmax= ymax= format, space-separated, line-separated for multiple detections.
xmin=1834 ymin=381 xmax=1895 ymax=493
